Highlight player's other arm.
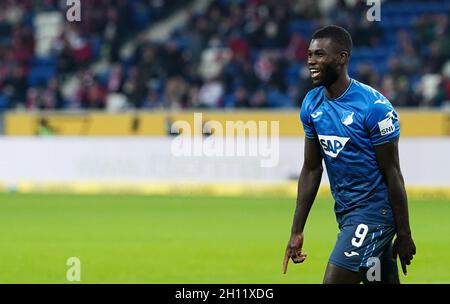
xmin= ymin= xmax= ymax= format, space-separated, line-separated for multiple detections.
xmin=283 ymin=137 xmax=323 ymax=273
xmin=374 ymin=138 xmax=416 ymax=275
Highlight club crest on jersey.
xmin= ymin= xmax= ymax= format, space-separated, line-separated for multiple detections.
xmin=318 ymin=135 xmax=350 ymax=158
xmin=341 ymin=111 xmax=354 ymax=126
xmin=378 ymin=110 xmax=398 ymax=136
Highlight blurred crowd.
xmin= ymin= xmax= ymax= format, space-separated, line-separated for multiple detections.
xmin=0 ymin=0 xmax=182 ymax=109
xmin=0 ymin=0 xmax=449 ymax=111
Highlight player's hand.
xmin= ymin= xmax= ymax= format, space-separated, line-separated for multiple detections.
xmin=283 ymin=232 xmax=307 ymax=274
xmin=393 ymin=234 xmax=416 ymax=275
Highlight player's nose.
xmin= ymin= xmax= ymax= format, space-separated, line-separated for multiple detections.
xmin=307 ymin=59 xmax=318 ymax=69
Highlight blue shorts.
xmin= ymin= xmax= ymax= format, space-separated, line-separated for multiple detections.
xmin=329 ymin=222 xmax=396 ymax=273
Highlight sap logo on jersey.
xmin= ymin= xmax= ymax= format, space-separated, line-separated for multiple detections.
xmin=318 ymin=135 xmax=350 ymax=158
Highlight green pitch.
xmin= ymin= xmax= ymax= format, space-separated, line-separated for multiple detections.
xmin=0 ymin=193 xmax=448 ymax=283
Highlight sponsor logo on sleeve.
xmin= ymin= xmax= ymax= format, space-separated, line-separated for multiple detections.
xmin=378 ymin=110 xmax=397 ymax=136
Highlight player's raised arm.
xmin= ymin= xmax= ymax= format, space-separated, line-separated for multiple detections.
xmin=283 ymin=137 xmax=323 ymax=274
xmin=374 ymin=138 xmax=416 ymax=275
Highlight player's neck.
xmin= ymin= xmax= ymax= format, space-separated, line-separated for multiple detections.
xmin=324 ymin=74 xmax=351 ymax=100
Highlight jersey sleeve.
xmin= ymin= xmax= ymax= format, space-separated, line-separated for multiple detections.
xmin=365 ymin=98 xmax=400 ymax=146
xmin=300 ymin=95 xmax=317 ymax=139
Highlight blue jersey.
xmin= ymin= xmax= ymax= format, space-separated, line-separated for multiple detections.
xmin=300 ymin=79 xmax=399 ymax=226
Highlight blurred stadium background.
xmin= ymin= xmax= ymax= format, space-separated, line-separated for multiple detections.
xmin=0 ymin=0 xmax=449 ymax=283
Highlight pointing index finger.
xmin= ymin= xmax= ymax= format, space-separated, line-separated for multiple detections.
xmin=283 ymin=251 xmax=290 ymax=274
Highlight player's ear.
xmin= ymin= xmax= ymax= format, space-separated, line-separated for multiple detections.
xmin=338 ymin=51 xmax=349 ymax=65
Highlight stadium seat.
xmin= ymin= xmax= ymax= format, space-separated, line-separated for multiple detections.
xmin=28 ymin=66 xmax=55 ymax=87
xmin=0 ymin=94 xmax=10 ymax=110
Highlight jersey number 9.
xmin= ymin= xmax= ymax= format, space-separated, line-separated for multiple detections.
xmin=351 ymin=224 xmax=369 ymax=247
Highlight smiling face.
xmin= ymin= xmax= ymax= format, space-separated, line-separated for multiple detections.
xmin=307 ymin=38 xmax=348 ymax=87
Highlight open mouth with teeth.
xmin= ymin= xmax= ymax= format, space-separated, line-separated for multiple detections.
xmin=309 ymin=68 xmax=321 ymax=79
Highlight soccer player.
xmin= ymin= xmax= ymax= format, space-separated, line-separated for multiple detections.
xmin=282 ymin=25 xmax=416 ymax=283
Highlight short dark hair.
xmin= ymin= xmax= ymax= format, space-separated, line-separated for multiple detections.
xmin=312 ymin=25 xmax=352 ymax=55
